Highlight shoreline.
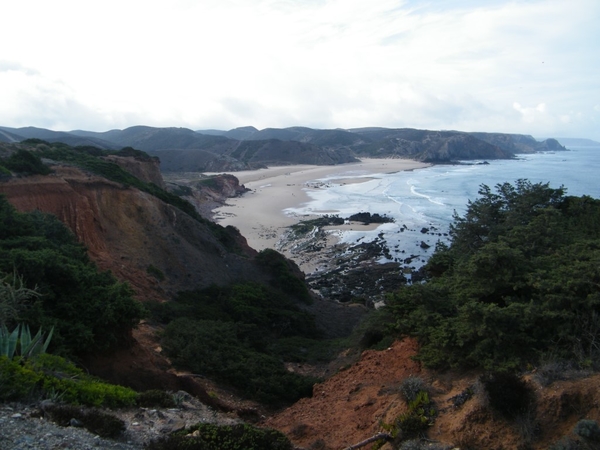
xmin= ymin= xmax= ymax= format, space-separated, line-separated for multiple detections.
xmin=208 ymin=158 xmax=431 ymax=264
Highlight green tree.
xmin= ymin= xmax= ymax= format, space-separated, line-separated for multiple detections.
xmin=3 ymin=149 xmax=52 ymax=175
xmin=0 ymin=196 xmax=144 ymax=356
xmin=386 ymin=180 xmax=600 ymax=371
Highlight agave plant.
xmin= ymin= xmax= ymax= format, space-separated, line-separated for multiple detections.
xmin=0 ymin=323 xmax=54 ymax=359
xmin=0 ymin=271 xmax=41 ymax=327
xmin=0 ymin=324 xmax=19 ymax=358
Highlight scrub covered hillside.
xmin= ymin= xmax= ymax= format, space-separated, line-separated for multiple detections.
xmin=0 ymin=196 xmax=144 ymax=357
xmin=384 ymin=180 xmax=600 ymax=371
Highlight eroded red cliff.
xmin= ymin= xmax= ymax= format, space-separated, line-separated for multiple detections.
xmin=0 ymin=164 xmax=260 ymax=303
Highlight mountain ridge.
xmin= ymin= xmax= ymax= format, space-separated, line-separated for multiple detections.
xmin=1 ymin=124 xmax=568 ymax=171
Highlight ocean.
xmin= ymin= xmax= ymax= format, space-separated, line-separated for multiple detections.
xmin=284 ymin=146 xmax=600 ymax=268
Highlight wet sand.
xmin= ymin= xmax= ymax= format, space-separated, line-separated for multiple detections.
xmin=209 ymin=158 xmax=430 ymax=252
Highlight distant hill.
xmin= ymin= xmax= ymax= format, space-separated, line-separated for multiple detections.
xmin=222 ymin=126 xmax=259 ymax=140
xmin=555 ymin=137 xmax=600 ymax=147
xmin=0 ymin=128 xmax=22 ymax=143
xmin=70 ymin=126 xmax=231 ymax=151
xmin=0 ymin=124 xmax=570 ymax=171
xmin=2 ymin=126 xmax=118 ymax=149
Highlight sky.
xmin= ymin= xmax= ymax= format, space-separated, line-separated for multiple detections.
xmin=1 ymin=0 xmax=599 ymax=140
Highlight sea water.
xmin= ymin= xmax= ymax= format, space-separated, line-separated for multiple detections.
xmin=284 ymin=146 xmax=600 ymax=268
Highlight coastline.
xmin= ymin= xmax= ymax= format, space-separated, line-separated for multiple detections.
xmin=208 ymin=158 xmax=431 ymax=262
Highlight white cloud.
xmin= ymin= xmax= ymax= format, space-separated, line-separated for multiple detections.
xmin=1 ymin=0 xmax=599 ymax=139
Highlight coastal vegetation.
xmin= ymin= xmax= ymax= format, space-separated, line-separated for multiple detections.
xmin=0 ymin=196 xmax=145 ymax=356
xmin=0 ymin=354 xmax=138 ymax=407
xmin=2 ymin=130 xmax=599 ymax=447
xmin=383 ymin=180 xmax=600 ymax=371
xmin=8 ymin=140 xmax=242 ymax=251
xmin=146 ymin=423 xmax=293 ymax=450
xmin=147 ymin=281 xmax=329 ymax=406
xmin=1 ymin=148 xmax=52 ymax=175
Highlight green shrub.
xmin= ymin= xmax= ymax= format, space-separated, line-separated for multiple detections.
xmin=116 ymin=146 xmax=155 ymax=161
xmin=136 ymin=389 xmax=176 ymax=408
xmin=3 ymin=149 xmax=52 ymax=175
xmin=448 ymin=386 xmax=474 ymax=408
xmin=255 ymin=249 xmax=312 ymax=303
xmin=170 ymin=184 xmax=193 ymax=197
xmin=573 ymin=419 xmax=600 ymax=441
xmin=162 ymin=318 xmax=315 ymax=405
xmin=0 ymin=197 xmax=145 ymax=356
xmin=44 ymin=404 xmax=126 ymax=438
xmin=400 ymin=376 xmax=428 ymax=403
xmin=378 ymin=390 xmax=437 ymax=444
xmin=147 ymin=264 xmax=166 ymax=281
xmin=268 ymin=336 xmax=341 ymax=363
xmin=42 ymin=376 xmax=137 ymax=408
xmin=145 ymin=423 xmax=293 ymax=450
xmin=0 ymin=354 xmax=137 ymax=407
xmin=398 ymin=391 xmax=436 ymax=439
xmin=34 ymin=354 xmax=137 ymax=408
xmin=480 ymin=372 xmax=535 ymax=418
xmin=0 ymin=355 xmax=43 ymax=401
xmin=385 ymin=181 xmax=600 ymax=371
xmin=151 ymin=280 xmax=331 ymax=405
xmin=150 ymin=283 xmax=319 ymax=339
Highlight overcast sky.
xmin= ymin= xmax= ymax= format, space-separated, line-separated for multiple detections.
xmin=1 ymin=0 xmax=599 ymax=139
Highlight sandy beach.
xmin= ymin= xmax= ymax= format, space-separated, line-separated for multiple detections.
xmin=209 ymin=158 xmax=430 ymax=253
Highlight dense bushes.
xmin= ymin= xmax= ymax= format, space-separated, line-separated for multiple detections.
xmin=0 ymin=355 xmax=42 ymax=400
xmin=145 ymin=423 xmax=293 ymax=450
xmin=0 ymin=354 xmax=137 ymax=407
xmin=0 ymin=196 xmax=145 ymax=356
xmin=550 ymin=419 xmax=600 ymax=450
xmin=256 ymin=249 xmax=312 ymax=303
xmin=386 ymin=180 xmax=600 ymax=371
xmin=376 ymin=379 xmax=436 ymax=447
xmin=149 ymin=283 xmax=321 ymax=405
xmin=479 ymin=372 xmax=535 ymax=418
xmin=136 ymin=389 xmax=177 ymax=408
xmin=162 ymin=318 xmax=315 ymax=405
xmin=2 ymin=149 xmax=52 ymax=175
xmin=44 ymin=404 xmax=126 ymax=438
xmin=0 ymin=354 xmax=188 ymax=411
xmin=149 ymin=283 xmax=318 ymax=337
